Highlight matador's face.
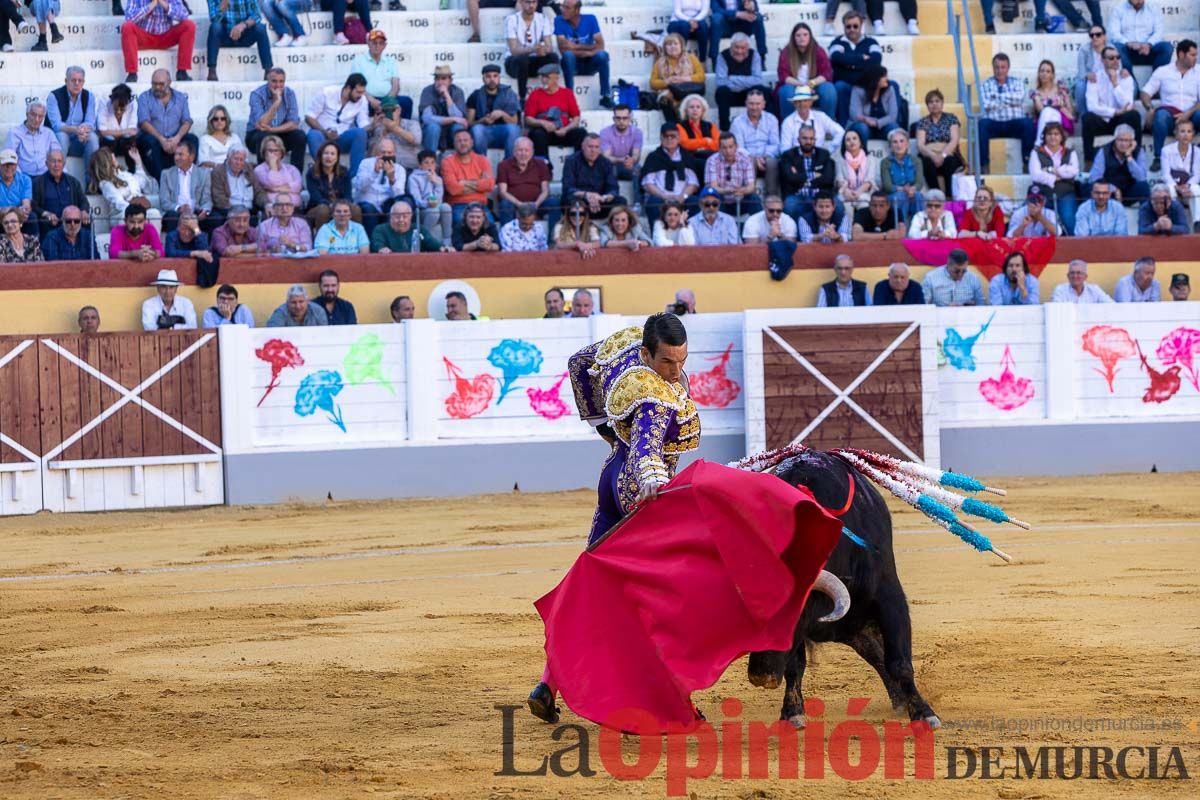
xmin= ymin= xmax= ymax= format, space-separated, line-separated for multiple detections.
xmin=642 ymin=343 xmax=688 ymax=385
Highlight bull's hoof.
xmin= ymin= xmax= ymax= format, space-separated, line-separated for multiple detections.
xmin=923 ymin=714 xmax=942 ymax=730
xmin=527 ymin=682 xmax=560 ymax=724
xmin=786 ymin=714 xmax=806 ymax=729
xmin=747 ymin=672 xmax=781 ymax=689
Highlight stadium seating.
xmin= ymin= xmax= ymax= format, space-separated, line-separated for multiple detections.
xmin=0 ymin=0 xmax=1195 ymax=229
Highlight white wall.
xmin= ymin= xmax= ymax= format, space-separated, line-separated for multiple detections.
xmin=218 ymin=303 xmax=1200 ymax=463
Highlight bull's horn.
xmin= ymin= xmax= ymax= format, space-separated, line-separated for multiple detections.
xmin=813 ymin=570 xmax=850 ymax=623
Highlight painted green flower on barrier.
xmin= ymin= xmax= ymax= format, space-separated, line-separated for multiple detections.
xmin=344 ymin=332 xmax=395 ymax=395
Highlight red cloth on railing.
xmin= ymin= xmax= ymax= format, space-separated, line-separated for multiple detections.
xmin=902 ymin=237 xmax=1058 ymax=279
xmin=533 ymin=459 xmax=842 ymax=734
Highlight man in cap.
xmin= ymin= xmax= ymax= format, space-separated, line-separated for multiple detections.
xmin=352 ymin=29 xmax=410 ymax=119
xmin=505 ymin=0 xmax=559 ymax=100
xmin=1006 ymin=185 xmax=1059 ymax=237
xmin=142 ymin=268 xmax=197 ymax=330
xmin=640 ymin=123 xmax=700 ymax=225
xmin=419 ymin=66 xmax=469 ymax=153
xmin=523 ymin=62 xmax=587 ymax=159
xmin=0 ymin=149 xmax=33 ymax=234
xmin=1170 ymin=273 xmax=1191 ymax=301
xmin=779 ymin=85 xmax=844 ymax=152
xmin=691 ymin=186 xmax=740 ymax=246
xmin=467 ymin=64 xmax=522 ymax=158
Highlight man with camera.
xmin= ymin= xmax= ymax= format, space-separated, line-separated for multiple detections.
xmin=353 ymin=138 xmax=408 ymax=238
xmin=665 ymin=288 xmax=696 ymax=315
xmin=141 ymin=268 xmax=197 ymax=331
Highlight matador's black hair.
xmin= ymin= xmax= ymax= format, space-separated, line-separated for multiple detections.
xmin=643 ymin=312 xmax=687 ymax=356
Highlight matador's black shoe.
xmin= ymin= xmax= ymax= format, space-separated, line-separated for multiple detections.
xmin=527 ymin=682 xmax=560 ymax=724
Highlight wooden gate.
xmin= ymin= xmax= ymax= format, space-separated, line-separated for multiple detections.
xmin=756 ymin=317 xmax=935 ymax=463
xmin=0 ymin=331 xmax=223 ymax=515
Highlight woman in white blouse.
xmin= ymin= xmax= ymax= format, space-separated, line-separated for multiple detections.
xmin=836 ymin=129 xmax=879 ymax=210
xmin=198 ymin=105 xmax=245 ymax=170
xmin=89 ymin=147 xmax=161 ymax=225
xmin=96 ymin=84 xmax=139 ymax=172
xmin=652 ymin=201 xmax=696 ymax=246
xmin=906 ymin=188 xmax=957 ymax=239
xmin=1162 ymin=117 xmax=1200 ymax=229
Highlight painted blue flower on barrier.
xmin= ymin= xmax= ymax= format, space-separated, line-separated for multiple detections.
xmin=294 ymin=370 xmax=347 ymax=431
xmin=487 ymin=339 xmax=543 ymax=404
xmin=942 ymin=312 xmax=996 ymax=372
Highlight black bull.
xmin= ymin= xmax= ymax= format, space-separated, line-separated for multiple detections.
xmin=746 ymin=449 xmax=941 ymax=729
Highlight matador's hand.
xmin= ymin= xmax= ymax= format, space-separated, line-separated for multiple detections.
xmin=635 ymin=480 xmax=664 ymax=507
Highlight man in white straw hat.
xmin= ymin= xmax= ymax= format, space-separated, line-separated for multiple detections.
xmin=142 ymin=268 xmax=197 ymax=331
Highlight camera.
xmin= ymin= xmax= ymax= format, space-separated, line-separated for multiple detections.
xmin=381 ymin=155 xmax=395 ymax=164
xmin=671 ymin=302 xmax=690 ymax=315
xmin=156 ymin=312 xmax=186 ymax=330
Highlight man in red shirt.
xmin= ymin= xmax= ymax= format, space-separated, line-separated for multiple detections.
xmin=523 ymin=63 xmax=587 ymax=159
xmin=496 ymin=136 xmax=553 ymax=224
xmin=440 ymin=128 xmax=496 ymax=226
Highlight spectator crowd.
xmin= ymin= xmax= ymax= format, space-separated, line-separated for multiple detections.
xmin=0 ymin=0 xmax=1195 ymax=328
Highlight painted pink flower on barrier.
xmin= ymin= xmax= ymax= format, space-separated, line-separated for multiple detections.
xmin=255 ymin=338 xmax=305 ymax=407
xmin=1155 ymin=326 xmax=1200 ymax=391
xmin=527 ymin=372 xmax=570 ymax=420
xmin=443 ymin=356 xmax=496 ymax=420
xmin=978 ymin=345 xmax=1035 ymax=411
xmin=689 ymin=343 xmax=742 ymax=408
xmin=1081 ymin=325 xmax=1137 ymax=392
xmin=1138 ymin=343 xmax=1182 ymax=404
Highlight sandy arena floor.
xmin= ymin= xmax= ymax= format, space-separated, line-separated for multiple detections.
xmin=1 ymin=472 xmax=1198 ymax=799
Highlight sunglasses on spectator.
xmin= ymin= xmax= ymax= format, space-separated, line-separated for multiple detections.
xmin=701 ymin=201 xmax=719 ymax=208
xmin=212 ymin=116 xmax=227 ymax=121
xmin=1089 ymin=31 xmax=1104 ymax=37
xmin=765 ymin=208 xmax=782 ymax=214
xmin=1104 ymin=54 xmax=1120 ymax=60
xmin=64 ymin=218 xmax=82 ymax=224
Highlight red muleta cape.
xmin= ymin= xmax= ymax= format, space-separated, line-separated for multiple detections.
xmin=533 ymin=459 xmax=843 ymax=734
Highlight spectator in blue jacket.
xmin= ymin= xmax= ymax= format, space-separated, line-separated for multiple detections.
xmin=41 ymin=205 xmax=99 ymax=261
xmin=873 ymin=262 xmax=925 ymax=305
xmin=827 ymin=10 xmax=881 ymax=123
xmin=1138 ymin=184 xmax=1190 ymax=235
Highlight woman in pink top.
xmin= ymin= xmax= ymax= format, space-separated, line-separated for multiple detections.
xmin=776 ymin=22 xmax=836 ymax=118
xmin=252 ymin=135 xmax=303 ymax=212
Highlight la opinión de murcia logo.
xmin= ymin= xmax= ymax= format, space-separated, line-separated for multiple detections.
xmin=496 ymin=699 xmax=1192 ymax=796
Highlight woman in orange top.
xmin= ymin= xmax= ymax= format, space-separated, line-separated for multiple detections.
xmin=650 ymin=33 xmax=706 ymax=124
xmin=958 ymin=184 xmax=1007 ymax=241
xmin=676 ymin=94 xmax=719 ymax=170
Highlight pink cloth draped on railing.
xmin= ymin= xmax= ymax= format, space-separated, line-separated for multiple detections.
xmin=902 ymin=237 xmax=1058 ymax=280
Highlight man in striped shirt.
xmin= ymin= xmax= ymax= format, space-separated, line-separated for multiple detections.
xmin=121 ymin=0 xmax=196 ymax=84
